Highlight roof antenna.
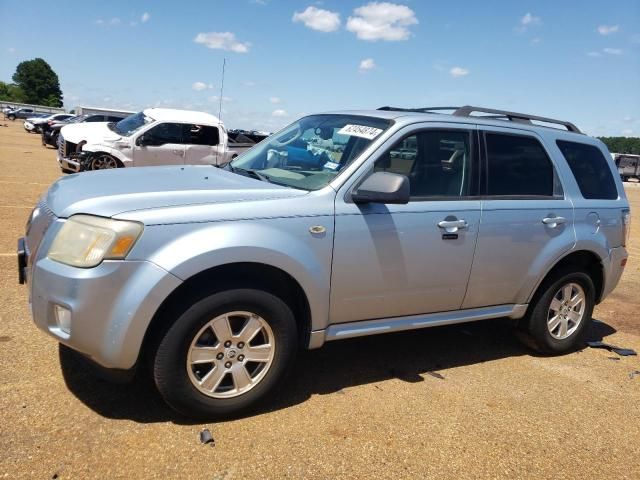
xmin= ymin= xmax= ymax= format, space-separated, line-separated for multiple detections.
xmin=218 ymin=57 xmax=226 ymax=124
xmin=215 ymin=57 xmax=226 ymax=166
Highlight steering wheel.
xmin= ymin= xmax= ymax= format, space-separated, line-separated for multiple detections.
xmin=271 ymin=124 xmax=302 ymax=147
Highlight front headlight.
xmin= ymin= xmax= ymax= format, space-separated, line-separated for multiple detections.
xmin=47 ymin=215 xmax=143 ymax=268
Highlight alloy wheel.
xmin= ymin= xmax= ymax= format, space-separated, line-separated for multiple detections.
xmin=186 ymin=311 xmax=275 ymax=398
xmin=547 ymin=282 xmax=586 ymax=340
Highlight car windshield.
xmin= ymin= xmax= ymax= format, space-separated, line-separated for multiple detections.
xmin=229 ymin=114 xmax=391 ymax=190
xmin=111 ymin=111 xmax=153 ymax=136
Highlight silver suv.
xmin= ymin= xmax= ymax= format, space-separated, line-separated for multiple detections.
xmin=19 ymin=106 xmax=631 ymax=417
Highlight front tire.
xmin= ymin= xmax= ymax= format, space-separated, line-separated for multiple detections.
xmin=88 ymin=153 xmax=121 ymax=170
xmin=519 ymin=269 xmax=595 ymax=354
xmin=153 ymin=288 xmax=297 ymax=418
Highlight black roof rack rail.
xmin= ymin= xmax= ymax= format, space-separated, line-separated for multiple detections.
xmin=378 ymin=106 xmax=459 ymax=115
xmin=377 ymin=105 xmax=582 ymax=134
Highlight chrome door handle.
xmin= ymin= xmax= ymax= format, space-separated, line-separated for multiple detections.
xmin=542 ymin=216 xmax=567 ymax=227
xmin=172 ymin=149 xmax=183 ymax=156
xmin=438 ymin=219 xmax=468 ymax=232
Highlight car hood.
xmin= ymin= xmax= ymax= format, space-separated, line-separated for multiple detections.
xmin=45 ymin=165 xmax=307 ymax=218
xmin=60 ymin=122 xmax=121 ymax=144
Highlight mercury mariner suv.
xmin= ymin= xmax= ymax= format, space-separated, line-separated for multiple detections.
xmin=18 ymin=106 xmax=630 ymax=418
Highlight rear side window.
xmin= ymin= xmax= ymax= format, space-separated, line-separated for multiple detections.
xmin=556 ymin=140 xmax=618 ymax=200
xmin=185 ymin=124 xmax=219 ymax=146
xmin=485 ymin=133 xmax=555 ymax=197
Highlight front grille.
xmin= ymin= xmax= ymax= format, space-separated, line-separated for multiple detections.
xmin=64 ymin=140 xmax=77 ymax=157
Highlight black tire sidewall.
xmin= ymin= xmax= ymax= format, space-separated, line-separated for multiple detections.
xmin=153 ymin=288 xmax=297 ymax=418
xmin=527 ymin=270 xmax=595 ymax=353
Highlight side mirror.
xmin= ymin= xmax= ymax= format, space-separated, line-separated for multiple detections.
xmin=352 ymin=172 xmax=410 ymax=205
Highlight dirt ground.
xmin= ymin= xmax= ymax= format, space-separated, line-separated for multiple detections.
xmin=0 ymin=120 xmax=638 ymax=479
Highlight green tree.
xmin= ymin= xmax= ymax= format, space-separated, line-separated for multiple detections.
xmin=598 ymin=137 xmax=640 ymax=155
xmin=0 ymin=81 xmax=26 ymax=103
xmin=11 ymin=58 xmax=63 ymax=107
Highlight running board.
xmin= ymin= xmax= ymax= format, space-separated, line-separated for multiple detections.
xmin=308 ymin=304 xmax=528 ymax=348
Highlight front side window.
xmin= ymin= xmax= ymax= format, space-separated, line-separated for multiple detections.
xmin=145 ymin=123 xmax=183 ymax=145
xmin=230 ymin=114 xmax=391 ymax=190
xmin=557 ymin=140 xmax=618 ymax=200
xmin=185 ymin=124 xmax=219 ymax=146
xmin=374 ymin=130 xmax=473 ymax=198
xmin=485 ymin=133 xmax=555 ymax=197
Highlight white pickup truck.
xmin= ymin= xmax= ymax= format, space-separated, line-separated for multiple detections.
xmin=57 ymin=108 xmax=254 ymax=172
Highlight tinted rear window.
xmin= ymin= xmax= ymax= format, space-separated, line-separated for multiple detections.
xmin=485 ymin=133 xmax=554 ymax=196
xmin=556 ymin=140 xmax=618 ymax=200
xmin=185 ymin=124 xmax=219 ymax=146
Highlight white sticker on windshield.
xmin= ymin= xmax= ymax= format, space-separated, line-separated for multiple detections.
xmin=337 ymin=124 xmax=383 ymax=140
xmin=324 ymin=161 xmax=339 ymax=170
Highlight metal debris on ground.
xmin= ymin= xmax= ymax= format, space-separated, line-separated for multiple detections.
xmin=426 ymin=371 xmax=445 ymax=380
xmin=199 ymin=428 xmax=215 ymax=446
xmin=629 ymin=371 xmax=640 ymax=380
xmin=586 ymin=341 xmax=637 ymax=357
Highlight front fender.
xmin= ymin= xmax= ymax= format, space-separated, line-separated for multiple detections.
xmin=128 ymin=217 xmax=335 ymax=332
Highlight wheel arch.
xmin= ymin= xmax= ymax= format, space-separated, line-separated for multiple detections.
xmin=527 ymin=249 xmax=605 ymax=305
xmin=82 ymin=144 xmax=128 ymax=166
xmin=140 ymin=262 xmax=313 ymax=364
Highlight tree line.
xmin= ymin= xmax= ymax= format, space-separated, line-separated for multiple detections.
xmin=0 ymin=58 xmax=63 ymax=107
xmin=598 ymin=137 xmax=640 ymax=155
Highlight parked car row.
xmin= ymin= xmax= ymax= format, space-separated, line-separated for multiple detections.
xmin=14 ymin=105 xmax=271 ymax=173
xmin=41 ymin=113 xmax=130 ymax=149
xmin=24 ymin=113 xmax=74 ymax=133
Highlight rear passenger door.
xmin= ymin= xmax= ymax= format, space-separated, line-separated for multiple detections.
xmin=463 ymin=127 xmax=576 ymax=309
xmin=183 ymin=124 xmax=221 ymax=165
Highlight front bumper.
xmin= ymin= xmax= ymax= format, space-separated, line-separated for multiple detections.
xmin=29 ymin=254 xmax=182 ymax=370
xmin=56 ymin=152 xmax=82 ymax=173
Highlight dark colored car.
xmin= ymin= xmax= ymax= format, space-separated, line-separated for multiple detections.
xmin=41 ymin=113 xmax=128 ymax=148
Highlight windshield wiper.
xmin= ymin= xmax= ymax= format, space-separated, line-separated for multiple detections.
xmin=230 ymin=166 xmax=272 ymax=183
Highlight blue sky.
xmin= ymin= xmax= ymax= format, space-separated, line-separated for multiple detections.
xmin=1 ymin=0 xmax=638 ymax=135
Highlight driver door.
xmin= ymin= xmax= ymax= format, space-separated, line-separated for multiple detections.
xmin=133 ymin=122 xmax=186 ymax=167
xmin=330 ymin=125 xmax=481 ymax=323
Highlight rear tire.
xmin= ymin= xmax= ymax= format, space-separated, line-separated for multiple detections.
xmin=153 ymin=288 xmax=297 ymax=418
xmin=518 ymin=269 xmax=595 ymax=354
